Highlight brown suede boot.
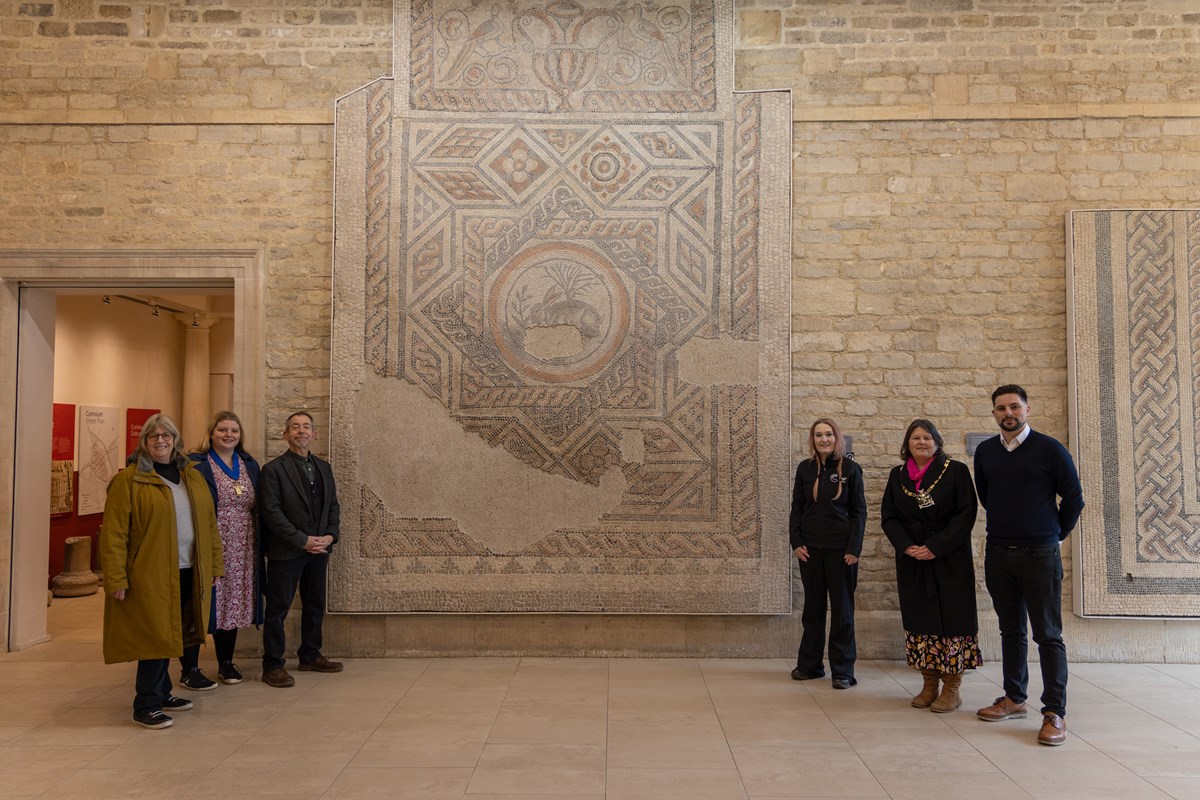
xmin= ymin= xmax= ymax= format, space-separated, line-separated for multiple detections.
xmin=911 ymin=669 xmax=941 ymax=709
xmin=930 ymin=672 xmax=962 ymax=713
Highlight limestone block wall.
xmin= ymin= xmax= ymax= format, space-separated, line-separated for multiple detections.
xmin=736 ymin=0 xmax=1199 ymax=118
xmin=2 ymin=0 xmax=1199 ymax=659
xmin=786 ymin=116 xmax=1200 ymax=661
xmin=1 ymin=0 xmax=390 ymax=123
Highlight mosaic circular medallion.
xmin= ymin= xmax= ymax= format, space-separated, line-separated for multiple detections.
xmin=488 ymin=242 xmax=631 ymax=383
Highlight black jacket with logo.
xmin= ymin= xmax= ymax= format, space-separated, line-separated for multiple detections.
xmin=789 ymin=456 xmax=867 ymax=556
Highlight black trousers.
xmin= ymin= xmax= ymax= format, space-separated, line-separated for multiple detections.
xmin=984 ymin=542 xmax=1068 ymax=717
xmin=262 ymin=553 xmax=328 ymax=670
xmin=179 ymin=628 xmax=237 ymax=671
xmin=796 ymin=549 xmax=858 ymax=680
xmin=134 ymin=567 xmax=191 ymax=713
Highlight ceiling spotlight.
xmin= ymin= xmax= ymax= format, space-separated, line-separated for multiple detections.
xmin=102 ymin=295 xmax=111 ymax=305
xmin=192 ymin=312 xmax=199 ymax=328
xmin=151 ymin=304 xmax=160 ymax=317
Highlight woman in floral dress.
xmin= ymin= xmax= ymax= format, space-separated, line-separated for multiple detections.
xmin=881 ymin=419 xmax=980 ymax=713
xmin=183 ymin=410 xmax=261 ymax=686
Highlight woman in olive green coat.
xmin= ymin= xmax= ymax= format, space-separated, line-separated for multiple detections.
xmin=100 ymin=414 xmax=224 ymax=729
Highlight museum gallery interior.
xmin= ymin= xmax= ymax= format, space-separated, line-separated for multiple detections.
xmin=1 ymin=1 xmax=1199 ymax=798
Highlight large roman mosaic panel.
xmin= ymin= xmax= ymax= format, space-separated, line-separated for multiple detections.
xmin=1069 ymin=209 xmax=1200 ymax=617
xmin=328 ymin=0 xmax=792 ymax=612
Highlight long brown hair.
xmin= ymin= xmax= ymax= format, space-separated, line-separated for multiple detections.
xmin=808 ymin=417 xmax=846 ymax=501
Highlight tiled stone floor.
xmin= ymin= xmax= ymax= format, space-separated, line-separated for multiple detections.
xmin=3 ymin=594 xmax=1200 ymax=799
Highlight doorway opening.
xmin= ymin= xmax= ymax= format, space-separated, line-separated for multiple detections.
xmin=0 ymin=249 xmax=264 ymax=653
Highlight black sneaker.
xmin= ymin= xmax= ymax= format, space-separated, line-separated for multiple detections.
xmin=133 ymin=709 xmax=173 ymax=729
xmin=180 ymin=669 xmax=218 ymax=691
xmin=790 ymin=667 xmax=824 ymax=681
xmin=218 ymin=662 xmax=244 ymax=685
xmin=163 ymin=695 xmax=193 ymax=711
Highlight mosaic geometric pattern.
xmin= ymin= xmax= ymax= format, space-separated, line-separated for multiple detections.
xmin=1068 ymin=209 xmax=1200 ymax=618
xmin=328 ymin=0 xmax=790 ymax=613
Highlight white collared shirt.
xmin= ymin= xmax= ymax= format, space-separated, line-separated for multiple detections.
xmin=1001 ymin=424 xmax=1031 ymax=452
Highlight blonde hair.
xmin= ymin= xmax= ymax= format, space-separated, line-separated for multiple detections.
xmin=194 ymin=410 xmax=253 ymax=458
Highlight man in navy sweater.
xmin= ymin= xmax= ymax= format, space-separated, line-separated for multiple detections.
xmin=973 ymin=384 xmax=1083 ymax=746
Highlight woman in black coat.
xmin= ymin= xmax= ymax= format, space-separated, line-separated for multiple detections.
xmin=881 ymin=418 xmax=980 ymax=713
xmin=789 ymin=418 xmax=867 ymax=690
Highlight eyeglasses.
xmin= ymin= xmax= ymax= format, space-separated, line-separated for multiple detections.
xmin=147 ymin=432 xmax=174 ymax=441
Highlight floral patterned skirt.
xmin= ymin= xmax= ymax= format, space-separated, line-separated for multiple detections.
xmin=904 ymin=631 xmax=983 ymax=674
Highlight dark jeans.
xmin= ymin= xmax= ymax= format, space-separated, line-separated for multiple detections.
xmin=262 ymin=553 xmax=328 ymax=670
xmin=796 ymin=549 xmax=858 ymax=680
xmin=984 ymin=542 xmax=1068 ymax=717
xmin=180 ymin=643 xmax=201 ymax=673
xmin=134 ymin=567 xmax=191 ymax=713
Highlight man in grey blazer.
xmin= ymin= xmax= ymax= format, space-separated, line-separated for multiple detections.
xmin=259 ymin=411 xmax=343 ymax=687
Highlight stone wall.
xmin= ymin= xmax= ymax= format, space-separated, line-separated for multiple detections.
xmin=1 ymin=0 xmax=389 ymax=123
xmin=736 ymin=0 xmax=1199 ymax=116
xmin=2 ymin=0 xmax=1199 ymax=659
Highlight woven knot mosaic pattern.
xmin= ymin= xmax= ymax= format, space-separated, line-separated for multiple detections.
xmin=1069 ymin=209 xmax=1200 ymax=618
xmin=327 ymin=0 xmax=792 ymax=613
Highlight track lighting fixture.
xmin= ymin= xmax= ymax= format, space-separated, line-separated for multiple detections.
xmin=102 ymin=295 xmax=111 ymax=304
xmin=151 ymin=304 xmax=160 ymax=317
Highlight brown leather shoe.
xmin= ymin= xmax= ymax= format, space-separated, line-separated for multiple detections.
xmin=977 ymin=695 xmax=1028 ymax=721
xmin=298 ymin=655 xmax=344 ymax=673
xmin=1038 ymin=712 xmax=1067 ymax=746
xmin=262 ymin=667 xmax=295 ymax=688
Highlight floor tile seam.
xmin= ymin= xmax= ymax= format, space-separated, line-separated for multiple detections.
xmin=602 ymin=656 xmax=612 ymax=797
xmin=873 ymin=767 xmax=1041 ymax=800
xmin=697 ymin=657 xmax=760 ymax=799
xmin=827 ymin=707 xmax=924 ymax=797
xmin=1070 ymin=672 xmax=1200 ymax=741
xmin=1001 ymin=739 xmax=1169 ymax=785
xmin=474 ymin=656 xmax=519 ymax=768
xmin=315 ymin=711 xmax=400 ymax=800
xmin=1073 ymin=730 xmax=1200 ymax=772
xmin=10 ymin=739 xmax=123 ymax=800
xmin=1146 ymin=665 xmax=1200 ymax=691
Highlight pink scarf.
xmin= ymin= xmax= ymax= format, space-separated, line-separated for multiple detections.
xmin=906 ymin=457 xmax=934 ymax=491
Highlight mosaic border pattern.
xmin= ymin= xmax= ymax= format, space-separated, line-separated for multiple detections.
xmin=1069 ymin=209 xmax=1200 ymax=618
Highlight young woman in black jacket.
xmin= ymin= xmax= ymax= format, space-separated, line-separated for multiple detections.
xmin=789 ymin=418 xmax=867 ymax=689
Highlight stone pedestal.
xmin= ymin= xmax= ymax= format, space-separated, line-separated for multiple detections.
xmin=50 ymin=536 xmax=99 ymax=597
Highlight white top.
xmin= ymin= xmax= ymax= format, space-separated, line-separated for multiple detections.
xmin=165 ymin=477 xmax=195 ymax=568
xmin=1000 ymin=424 xmax=1031 ymax=452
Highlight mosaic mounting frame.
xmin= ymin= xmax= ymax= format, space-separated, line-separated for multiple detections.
xmin=327 ymin=0 xmax=792 ymax=613
xmin=1068 ymin=209 xmax=1200 ymax=618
